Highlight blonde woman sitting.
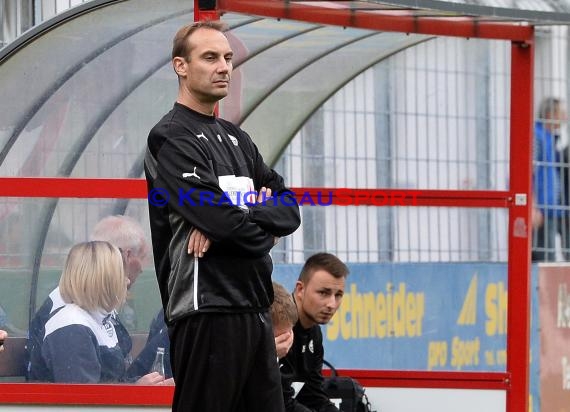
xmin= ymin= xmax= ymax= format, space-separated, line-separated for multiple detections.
xmin=30 ymin=241 xmax=130 ymax=383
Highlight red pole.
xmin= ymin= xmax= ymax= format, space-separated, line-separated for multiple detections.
xmin=506 ymin=36 xmax=534 ymax=412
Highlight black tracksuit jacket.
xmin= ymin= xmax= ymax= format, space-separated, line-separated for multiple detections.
xmin=145 ymin=103 xmax=300 ymax=324
xmin=280 ymin=322 xmax=339 ymax=412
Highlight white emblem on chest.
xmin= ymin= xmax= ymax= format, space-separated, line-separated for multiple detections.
xmin=228 ymin=134 xmax=238 ymax=146
xmin=182 ymin=166 xmax=200 ymax=180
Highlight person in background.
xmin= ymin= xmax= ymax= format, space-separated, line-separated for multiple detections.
xmin=0 ymin=329 xmax=7 ymax=352
xmin=125 ymin=307 xmax=172 ymax=380
xmin=532 ymin=97 xmax=568 ymax=261
xmin=92 ymin=215 xmax=173 ymax=383
xmin=27 ymin=215 xmax=170 ymax=385
xmin=280 ymin=253 xmax=349 ymax=412
xmin=272 ymin=282 xmax=298 ymax=360
xmin=90 ymin=215 xmax=150 ymax=288
xmin=555 ymin=117 xmax=570 ymax=260
xmin=28 ymin=241 xmax=129 ymax=382
xmin=145 ymin=20 xmax=300 ymax=411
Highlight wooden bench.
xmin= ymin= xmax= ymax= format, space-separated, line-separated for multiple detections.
xmin=0 ymin=334 xmax=149 ymax=380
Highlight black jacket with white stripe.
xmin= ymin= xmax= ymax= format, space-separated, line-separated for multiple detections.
xmin=280 ymin=323 xmax=339 ymax=412
xmin=145 ymin=103 xmax=300 ymax=324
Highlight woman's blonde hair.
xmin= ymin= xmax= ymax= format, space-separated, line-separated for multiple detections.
xmin=59 ymin=241 xmax=127 ymax=313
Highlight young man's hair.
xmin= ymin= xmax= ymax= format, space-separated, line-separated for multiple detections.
xmin=90 ymin=215 xmax=148 ymax=259
xmin=172 ymin=20 xmax=228 ymax=61
xmin=271 ymin=282 xmax=298 ymax=328
xmin=298 ymin=252 xmax=349 ymax=283
xmin=538 ymin=97 xmax=561 ymax=121
xmin=59 ymin=241 xmax=127 ymax=313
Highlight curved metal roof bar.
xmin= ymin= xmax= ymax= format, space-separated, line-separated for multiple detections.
xmin=0 ymin=0 xmax=126 ymax=63
xmin=231 ymin=25 xmax=322 ymax=67
xmin=271 ymin=38 xmax=434 ymax=164
xmin=247 ymin=35 xmax=434 ymax=166
xmin=0 ymin=6 xmax=194 ymax=166
xmin=237 ymin=31 xmax=381 ymax=126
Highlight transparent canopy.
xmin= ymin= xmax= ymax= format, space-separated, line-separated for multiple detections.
xmin=0 ymin=0 xmax=566 ymax=332
xmin=0 ymin=0 xmax=429 ymax=331
xmin=2 ymin=0 xmax=569 ymax=178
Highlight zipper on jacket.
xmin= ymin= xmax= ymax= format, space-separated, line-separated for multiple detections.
xmin=193 ymin=256 xmax=199 ymax=310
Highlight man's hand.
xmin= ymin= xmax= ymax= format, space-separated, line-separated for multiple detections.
xmin=188 ymin=228 xmax=211 ymax=257
xmin=275 ymin=330 xmax=294 ymax=359
xmin=136 ymin=372 xmax=167 ymax=386
xmin=257 ymin=187 xmax=272 ymax=203
xmin=186 ymin=187 xmax=273 ymax=257
xmin=258 ymin=187 xmax=281 ymax=246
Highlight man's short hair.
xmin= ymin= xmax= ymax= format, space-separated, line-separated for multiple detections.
xmin=90 ymin=215 xmax=148 ymax=258
xmin=59 ymin=241 xmax=127 ymax=313
xmin=298 ymin=253 xmax=349 ymax=283
xmin=271 ymin=282 xmax=298 ymax=328
xmin=172 ymin=20 xmax=228 ymax=61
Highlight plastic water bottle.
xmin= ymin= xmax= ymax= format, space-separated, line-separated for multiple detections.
xmin=151 ymin=347 xmax=165 ymax=377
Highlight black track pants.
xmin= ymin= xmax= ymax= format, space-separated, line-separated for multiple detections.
xmin=169 ymin=312 xmax=285 ymax=412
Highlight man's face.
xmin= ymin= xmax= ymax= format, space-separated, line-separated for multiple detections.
xmin=295 ymin=269 xmax=345 ymax=328
xmin=124 ymin=247 xmax=148 ymax=289
xmin=548 ymin=104 xmax=568 ymax=133
xmin=179 ymin=28 xmax=233 ymax=104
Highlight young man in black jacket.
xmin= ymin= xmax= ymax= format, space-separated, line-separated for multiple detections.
xmin=145 ymin=21 xmax=300 ymax=412
xmin=280 ymin=253 xmax=349 ymax=412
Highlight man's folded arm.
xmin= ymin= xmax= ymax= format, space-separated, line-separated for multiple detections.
xmin=152 ymin=138 xmax=275 ymax=256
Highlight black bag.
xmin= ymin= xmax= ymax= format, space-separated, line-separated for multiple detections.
xmin=322 ymin=360 xmax=375 ymax=412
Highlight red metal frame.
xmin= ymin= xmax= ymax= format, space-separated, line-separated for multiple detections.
xmin=0 ymin=0 xmax=535 ymax=410
xmin=216 ymin=0 xmax=533 ymax=42
xmin=337 ymin=370 xmax=511 ymax=390
xmin=0 ymin=177 xmax=510 ymax=208
xmin=505 ymin=39 xmax=534 ymax=412
xmin=0 ymin=370 xmax=509 ymax=405
xmin=0 ymin=384 xmax=173 ymax=406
